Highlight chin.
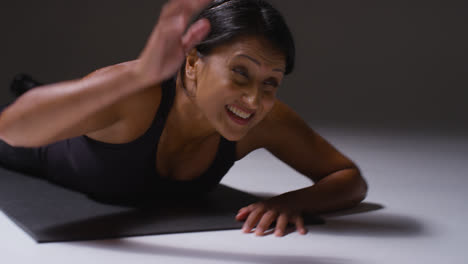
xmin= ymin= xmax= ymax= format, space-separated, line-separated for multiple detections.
xmin=219 ymin=111 xmax=258 ymax=141
xmin=219 ymin=128 xmax=249 ymax=142
xmin=222 ymin=132 xmax=245 ymax=142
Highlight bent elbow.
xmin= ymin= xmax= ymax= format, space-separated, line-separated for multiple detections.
xmin=346 ymin=167 xmax=368 ymax=206
xmin=353 ymin=173 xmax=369 ymax=205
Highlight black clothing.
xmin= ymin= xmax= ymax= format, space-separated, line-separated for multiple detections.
xmin=0 ymin=79 xmax=237 ymax=202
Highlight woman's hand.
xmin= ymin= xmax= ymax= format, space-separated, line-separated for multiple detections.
xmin=135 ymin=0 xmax=213 ymax=86
xmin=236 ymin=196 xmax=308 ymax=237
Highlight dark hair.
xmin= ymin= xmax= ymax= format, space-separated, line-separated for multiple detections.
xmin=177 ymin=0 xmax=295 ymax=88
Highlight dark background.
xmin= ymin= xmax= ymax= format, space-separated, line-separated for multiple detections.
xmin=0 ymin=0 xmax=466 ymax=132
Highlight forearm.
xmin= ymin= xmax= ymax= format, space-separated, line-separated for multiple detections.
xmin=0 ymin=61 xmax=152 ymax=147
xmin=276 ymin=168 xmax=368 ymax=215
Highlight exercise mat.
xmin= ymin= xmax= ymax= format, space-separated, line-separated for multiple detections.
xmin=0 ymin=166 xmax=324 ymax=243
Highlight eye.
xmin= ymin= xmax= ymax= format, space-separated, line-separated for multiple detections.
xmin=264 ymin=78 xmax=279 ymax=88
xmin=232 ymin=67 xmax=249 ymax=78
xmin=264 ymin=81 xmax=279 ymax=88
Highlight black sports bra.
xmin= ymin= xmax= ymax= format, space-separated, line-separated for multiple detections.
xmin=38 ymin=78 xmax=238 ymax=201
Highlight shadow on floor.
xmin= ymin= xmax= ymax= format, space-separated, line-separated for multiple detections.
xmin=251 ymin=192 xmax=425 ymax=238
xmin=309 ymin=212 xmax=426 ymax=238
xmin=320 ymin=202 xmax=384 ymax=218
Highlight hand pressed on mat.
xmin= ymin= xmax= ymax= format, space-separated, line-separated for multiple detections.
xmin=236 ymin=195 xmax=307 ymax=237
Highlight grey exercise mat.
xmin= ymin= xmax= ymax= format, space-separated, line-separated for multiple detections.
xmin=0 ymin=166 xmax=324 ymax=243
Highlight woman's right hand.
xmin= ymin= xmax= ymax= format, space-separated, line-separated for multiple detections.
xmin=134 ymin=0 xmax=213 ymax=86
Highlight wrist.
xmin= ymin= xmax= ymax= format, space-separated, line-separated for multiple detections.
xmin=130 ymin=59 xmax=164 ymax=88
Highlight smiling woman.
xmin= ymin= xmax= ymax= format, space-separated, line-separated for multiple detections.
xmin=180 ymin=36 xmax=287 ymax=141
xmin=0 ymin=0 xmax=367 ymax=237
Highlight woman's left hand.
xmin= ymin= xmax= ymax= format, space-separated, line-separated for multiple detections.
xmin=235 ymin=196 xmax=307 ymax=237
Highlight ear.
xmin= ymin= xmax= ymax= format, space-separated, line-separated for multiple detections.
xmin=184 ymin=48 xmax=202 ymax=81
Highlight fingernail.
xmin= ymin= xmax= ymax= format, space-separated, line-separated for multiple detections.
xmin=255 ymin=229 xmax=263 ymax=236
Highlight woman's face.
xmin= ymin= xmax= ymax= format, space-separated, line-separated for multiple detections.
xmin=187 ymin=36 xmax=286 ymax=141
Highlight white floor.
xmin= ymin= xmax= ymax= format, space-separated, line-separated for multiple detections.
xmin=1 ymin=125 xmax=467 ymax=264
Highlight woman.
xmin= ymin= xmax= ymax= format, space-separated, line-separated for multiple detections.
xmin=0 ymin=0 xmax=368 ymax=237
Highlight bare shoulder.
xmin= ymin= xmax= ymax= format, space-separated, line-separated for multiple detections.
xmin=85 ymin=75 xmax=163 ymax=144
xmin=236 ymin=99 xmax=301 ymax=160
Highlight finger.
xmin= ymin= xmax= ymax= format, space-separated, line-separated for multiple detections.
xmin=179 ymin=0 xmax=214 ymax=13
xmin=294 ymin=216 xmax=307 ymax=235
xmin=181 ymin=18 xmax=211 ymax=52
xmin=242 ymin=208 xmax=265 ymax=233
xmin=274 ymin=213 xmax=289 ymax=237
xmin=236 ymin=206 xmax=252 ymax=221
xmin=162 ymin=0 xmax=213 ymax=22
xmin=237 ymin=206 xmax=249 ymax=213
xmin=255 ymin=210 xmax=278 ymax=236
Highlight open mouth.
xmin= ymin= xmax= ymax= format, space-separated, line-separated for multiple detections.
xmin=225 ymin=105 xmax=255 ymax=125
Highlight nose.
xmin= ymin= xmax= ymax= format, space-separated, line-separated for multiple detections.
xmin=241 ymin=84 xmax=261 ymax=109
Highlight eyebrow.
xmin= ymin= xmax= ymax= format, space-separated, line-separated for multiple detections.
xmin=236 ymin=54 xmax=285 ymax=73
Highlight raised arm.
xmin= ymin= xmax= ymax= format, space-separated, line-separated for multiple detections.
xmin=0 ymin=61 xmax=144 ymax=147
xmin=0 ymin=0 xmax=213 ymax=147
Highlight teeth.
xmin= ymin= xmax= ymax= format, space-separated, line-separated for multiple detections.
xmin=227 ymin=105 xmax=252 ymax=119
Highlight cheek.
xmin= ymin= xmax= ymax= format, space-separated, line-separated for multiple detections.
xmin=200 ymin=86 xmax=232 ymax=119
xmin=262 ymin=96 xmax=276 ymax=112
xmin=252 ymin=98 xmax=275 ymax=123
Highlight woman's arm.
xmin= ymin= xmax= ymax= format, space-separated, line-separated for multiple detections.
xmin=0 ymin=0 xmax=214 ymax=147
xmin=0 ymin=61 xmax=147 ymax=147
xmin=236 ymin=100 xmax=368 ymax=236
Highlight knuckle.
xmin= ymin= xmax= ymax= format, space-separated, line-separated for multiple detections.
xmin=180 ymin=7 xmax=193 ymax=24
xmin=247 ymin=214 xmax=258 ymax=223
xmin=165 ymin=17 xmax=185 ymax=35
xmin=161 ymin=0 xmax=187 ymax=19
xmin=257 ymin=222 xmax=266 ymax=229
xmin=265 ymin=210 xmax=277 ymax=218
xmin=180 ymin=0 xmax=196 ymax=11
xmin=181 ymin=16 xmax=190 ymax=30
xmin=257 ymin=219 xmax=269 ymax=228
xmin=175 ymin=16 xmax=188 ymax=30
xmin=256 ymin=203 xmax=267 ymax=211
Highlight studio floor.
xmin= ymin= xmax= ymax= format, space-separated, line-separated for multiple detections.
xmin=1 ymin=125 xmax=466 ymax=264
